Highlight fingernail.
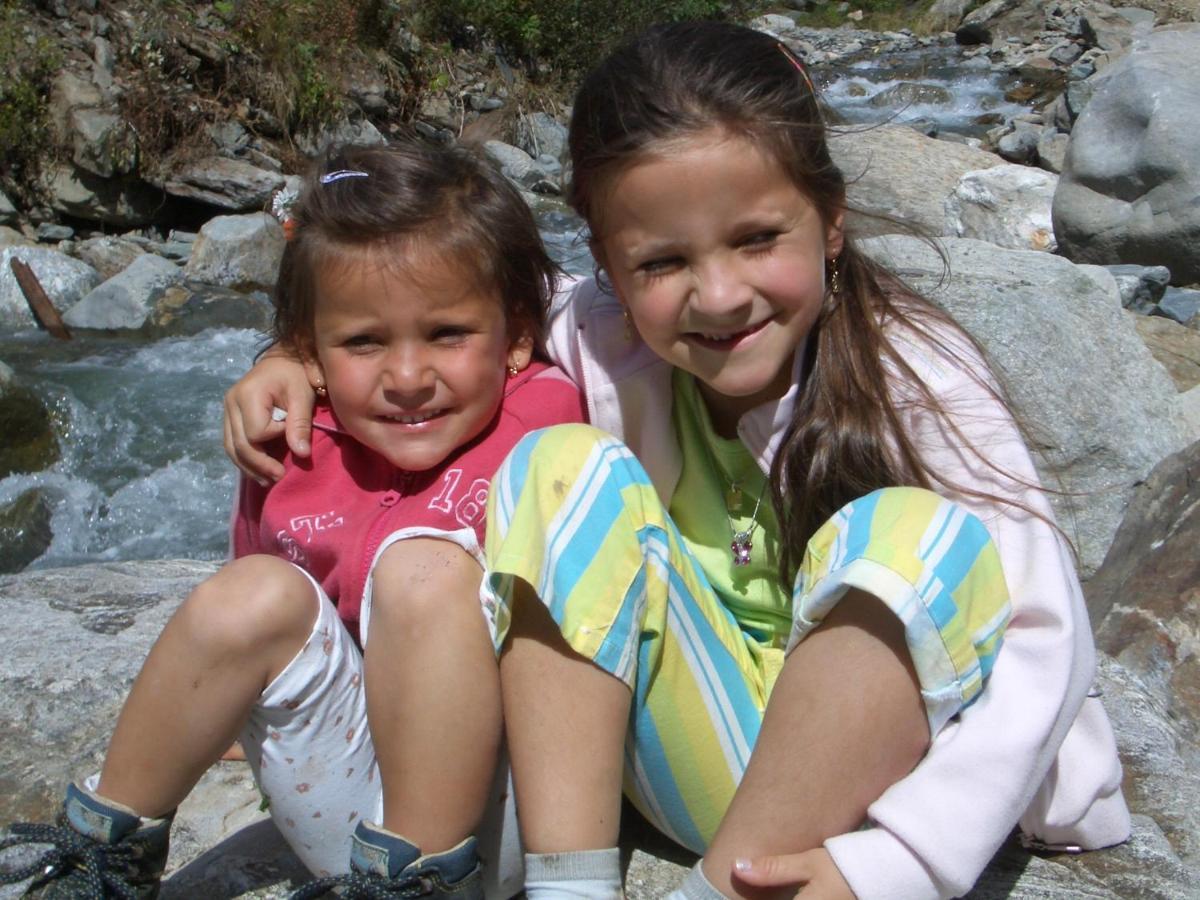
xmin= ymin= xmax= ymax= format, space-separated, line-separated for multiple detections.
xmin=255 ymin=478 xmax=269 ymax=488
xmin=734 ymin=858 xmax=752 ymax=873
xmin=296 ymin=440 xmax=310 ymax=453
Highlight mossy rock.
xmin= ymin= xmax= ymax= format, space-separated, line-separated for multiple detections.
xmin=0 ymin=488 xmax=53 ymax=573
xmin=0 ymin=384 xmax=60 ymax=478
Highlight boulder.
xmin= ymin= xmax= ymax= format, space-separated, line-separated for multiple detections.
xmin=0 ymin=365 xmax=59 ymax=478
xmin=0 ymin=489 xmax=53 ymax=574
xmin=185 ymin=214 xmax=285 ymax=292
xmin=145 ymin=283 xmax=274 ymax=338
xmin=68 ymin=107 xmax=138 ymax=179
xmin=43 ymin=164 xmax=162 ymax=228
xmin=483 ymin=140 xmax=536 ymax=183
xmin=944 ymin=164 xmax=1058 ymax=251
xmin=1053 ymin=25 xmax=1200 ymax=282
xmin=859 ymin=234 xmax=1186 ymax=575
xmin=163 ymin=158 xmax=286 ymax=211
xmin=0 ymin=191 xmax=16 ymax=226
xmin=1157 ymin=287 xmax=1200 ymax=326
xmin=516 ymin=112 xmax=568 ymax=162
xmin=1105 ymin=263 xmax=1171 ymax=313
xmin=1132 ymin=314 xmax=1200 ymax=392
xmin=0 ymin=246 xmax=100 ymax=329
xmin=63 ymin=253 xmax=184 ymax=331
xmin=830 ymin=125 xmax=1002 ymax=239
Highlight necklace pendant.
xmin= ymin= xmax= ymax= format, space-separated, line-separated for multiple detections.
xmin=731 ymin=530 xmax=753 ymax=566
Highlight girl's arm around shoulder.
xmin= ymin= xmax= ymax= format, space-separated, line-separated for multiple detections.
xmin=822 ymin=320 xmax=1125 ymax=899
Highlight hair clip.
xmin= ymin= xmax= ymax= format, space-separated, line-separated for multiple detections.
xmin=319 ymin=169 xmax=370 ymax=184
xmin=777 ymin=42 xmax=817 ymax=98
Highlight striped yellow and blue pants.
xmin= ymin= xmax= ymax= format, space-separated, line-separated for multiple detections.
xmin=483 ymin=425 xmax=1010 ymax=855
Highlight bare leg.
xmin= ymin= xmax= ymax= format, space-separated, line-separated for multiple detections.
xmin=95 ymin=555 xmax=319 ymax=818
xmin=499 ymin=582 xmax=630 ymax=852
xmin=703 ymin=591 xmax=929 ymax=899
xmin=364 ymin=538 xmax=502 ymax=853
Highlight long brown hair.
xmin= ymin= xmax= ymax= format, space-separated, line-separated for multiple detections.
xmin=569 ymin=22 xmax=1043 ymax=580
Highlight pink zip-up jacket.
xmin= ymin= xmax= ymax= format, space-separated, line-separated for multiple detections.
xmin=545 ymin=275 xmax=1130 ymax=899
xmin=232 ymin=361 xmax=586 ymax=643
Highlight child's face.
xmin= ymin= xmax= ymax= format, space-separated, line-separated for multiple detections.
xmin=308 ymin=247 xmax=531 ymax=471
xmin=592 ymin=128 xmax=844 ymax=434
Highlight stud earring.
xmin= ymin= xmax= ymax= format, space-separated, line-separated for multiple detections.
xmin=622 ymin=306 xmax=634 ymax=341
xmin=314 ymin=382 xmax=328 ymax=398
xmin=507 ymin=364 xmax=519 ymax=377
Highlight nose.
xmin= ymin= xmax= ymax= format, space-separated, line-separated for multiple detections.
xmin=381 ymin=344 xmax=435 ymax=400
xmin=691 ymin=254 xmax=752 ymax=318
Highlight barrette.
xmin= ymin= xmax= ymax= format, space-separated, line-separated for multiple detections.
xmin=319 ymin=169 xmax=370 ymax=184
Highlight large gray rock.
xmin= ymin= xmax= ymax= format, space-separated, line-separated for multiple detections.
xmin=859 ymin=234 xmax=1186 ymax=576
xmin=830 ymin=125 xmax=1003 ymax=239
xmin=185 ymin=214 xmax=285 ymax=292
xmin=73 ymin=235 xmax=148 ymax=280
xmin=516 ymin=112 xmax=568 ymax=162
xmin=164 ymin=157 xmax=286 ymax=211
xmin=1053 ymin=25 xmax=1200 ymax=282
xmin=0 ymin=246 xmax=100 ymax=329
xmin=63 ymin=253 xmax=184 ymax=330
xmin=944 ymin=164 xmax=1058 ymax=251
xmin=145 ymin=283 xmax=274 ymax=338
xmin=44 ymin=164 xmax=162 ymax=228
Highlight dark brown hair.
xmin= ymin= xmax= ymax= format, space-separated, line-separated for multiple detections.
xmin=274 ymin=139 xmax=558 ymax=357
xmin=569 ymin=22 xmax=1039 ymax=579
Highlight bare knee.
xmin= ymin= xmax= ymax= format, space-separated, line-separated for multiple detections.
xmin=367 ymin=539 xmax=484 ymax=646
xmin=178 ymin=555 xmax=317 ymax=659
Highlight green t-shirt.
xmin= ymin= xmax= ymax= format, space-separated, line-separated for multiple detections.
xmin=669 ymin=369 xmax=791 ymax=649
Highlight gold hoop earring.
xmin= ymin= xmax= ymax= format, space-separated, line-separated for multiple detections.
xmin=828 ymin=257 xmax=841 ymax=297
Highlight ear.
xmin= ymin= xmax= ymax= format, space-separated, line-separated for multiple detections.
xmin=825 ymin=207 xmax=846 ymax=259
xmin=302 ymin=354 xmax=326 ymax=392
xmin=506 ymin=329 xmax=536 ymax=374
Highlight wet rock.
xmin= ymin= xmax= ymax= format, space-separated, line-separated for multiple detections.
xmin=1131 ymin=313 xmax=1200 ymax=392
xmin=1053 ymin=26 xmax=1200 ymax=282
xmin=63 ymin=253 xmax=184 ymax=330
xmin=944 ymin=164 xmax=1058 ymax=251
xmin=163 ymin=157 xmax=285 ymax=212
xmin=0 ymin=246 xmax=100 ymax=329
xmin=0 ymin=489 xmax=53 ymax=574
xmin=185 ymin=213 xmax=285 ymax=292
xmin=867 ymin=81 xmax=953 ymax=107
xmin=996 ymin=122 xmax=1041 ymax=162
xmin=0 ymin=377 xmax=59 ymax=478
xmin=0 ymin=192 xmax=16 ymax=226
xmin=1105 ymin=264 xmax=1171 ymax=313
xmin=145 ymin=283 xmax=273 ymax=338
xmin=860 ymin=234 xmax=1186 ymax=575
xmin=830 ymin=124 xmax=1002 ymax=239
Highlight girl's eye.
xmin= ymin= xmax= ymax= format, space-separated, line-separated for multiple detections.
xmin=342 ymin=335 xmax=379 ymax=351
xmin=741 ymin=231 xmax=780 ymax=249
xmin=431 ymin=326 xmax=470 ymax=342
xmin=639 ymin=257 xmax=682 ymax=278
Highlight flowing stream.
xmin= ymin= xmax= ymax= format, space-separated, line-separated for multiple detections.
xmin=1 ymin=49 xmax=1031 ymax=568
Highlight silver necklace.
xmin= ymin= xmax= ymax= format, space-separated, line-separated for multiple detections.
xmin=726 ymin=478 xmax=768 ymax=567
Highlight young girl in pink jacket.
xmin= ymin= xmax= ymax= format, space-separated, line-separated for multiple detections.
xmin=0 ymin=140 xmax=583 ymax=900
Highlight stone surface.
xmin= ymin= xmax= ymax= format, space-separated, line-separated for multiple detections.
xmin=44 ymin=163 xmax=162 ymax=227
xmin=0 ymin=245 xmax=100 ymax=329
xmin=944 ymin=164 xmax=1058 ymax=251
xmin=185 ymin=213 xmax=285 ymax=292
xmin=0 ymin=489 xmax=53 ymax=574
xmin=830 ymin=124 xmax=1003 ymax=239
xmin=1090 ymin=440 xmax=1200 ymax=738
xmin=73 ymin=235 xmax=148 ymax=280
xmin=1053 ymin=25 xmax=1200 ymax=282
xmin=1132 ymin=313 xmax=1200 ymax=391
xmin=0 ymin=191 xmax=17 ymax=226
xmin=0 ymin=381 xmax=59 ymax=478
xmin=63 ymin=253 xmax=183 ymax=330
xmin=859 ymin=234 xmax=1186 ymax=575
xmin=1105 ymin=263 xmax=1171 ymax=313
xmin=1156 ymin=287 xmax=1200 ymax=326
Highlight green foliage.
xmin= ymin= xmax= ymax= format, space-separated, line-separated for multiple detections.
xmin=416 ymin=0 xmax=762 ymax=79
xmin=0 ymin=0 xmax=61 ymax=202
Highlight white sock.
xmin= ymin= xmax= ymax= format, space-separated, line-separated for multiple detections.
xmin=524 ymin=847 xmax=624 ymax=899
xmin=667 ymin=861 xmax=728 ymax=900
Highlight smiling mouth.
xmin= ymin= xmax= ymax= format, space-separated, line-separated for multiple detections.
xmin=381 ymin=409 xmax=447 ymax=425
xmin=688 ymin=319 xmax=770 ymax=348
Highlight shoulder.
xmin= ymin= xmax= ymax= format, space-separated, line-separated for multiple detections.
xmin=502 ymin=361 xmax=587 ymax=430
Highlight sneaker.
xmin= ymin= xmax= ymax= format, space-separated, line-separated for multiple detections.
xmin=291 ymin=820 xmax=483 ymax=899
xmin=0 ymin=783 xmax=172 ymax=899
